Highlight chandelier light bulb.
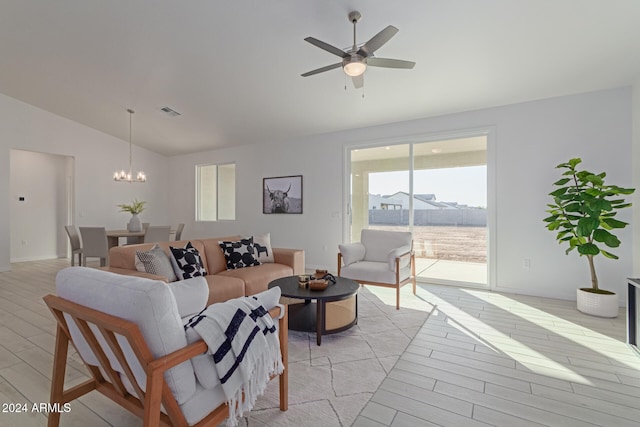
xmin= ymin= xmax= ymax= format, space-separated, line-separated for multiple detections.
xmin=114 ymin=108 xmax=146 ymax=183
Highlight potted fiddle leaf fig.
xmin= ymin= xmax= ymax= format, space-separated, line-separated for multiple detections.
xmin=543 ymin=158 xmax=634 ymax=317
xmin=117 ymin=198 xmax=146 ymax=232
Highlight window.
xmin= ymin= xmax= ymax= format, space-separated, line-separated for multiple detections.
xmin=196 ymin=163 xmax=236 ymax=221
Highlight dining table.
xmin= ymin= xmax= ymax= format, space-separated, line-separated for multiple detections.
xmin=105 ymin=229 xmax=145 ymax=249
xmin=106 ymin=228 xmax=177 ymax=249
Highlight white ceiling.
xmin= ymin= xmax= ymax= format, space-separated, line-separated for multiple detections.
xmin=1 ymin=1 xmax=640 ymax=156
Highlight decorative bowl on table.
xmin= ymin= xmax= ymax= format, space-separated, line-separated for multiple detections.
xmin=314 ymin=269 xmax=328 ymax=279
xmin=309 ymin=279 xmax=329 ymax=291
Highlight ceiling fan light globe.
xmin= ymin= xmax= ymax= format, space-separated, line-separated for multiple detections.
xmin=343 ymin=55 xmax=367 ymax=77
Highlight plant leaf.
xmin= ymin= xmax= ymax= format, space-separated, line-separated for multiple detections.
xmin=577 ymin=243 xmax=599 ymax=255
xmin=602 ymin=218 xmax=628 ymax=229
xmin=576 ymin=217 xmax=599 ymax=237
xmin=553 ymin=178 xmax=571 ymax=186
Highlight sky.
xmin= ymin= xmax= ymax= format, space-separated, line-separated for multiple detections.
xmin=368 ymin=165 xmax=487 ymax=208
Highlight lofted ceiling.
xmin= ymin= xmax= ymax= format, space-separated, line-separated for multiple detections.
xmin=1 ymin=1 xmax=640 ymax=156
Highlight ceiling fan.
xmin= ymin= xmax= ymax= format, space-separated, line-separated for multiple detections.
xmin=301 ymin=11 xmax=415 ymax=88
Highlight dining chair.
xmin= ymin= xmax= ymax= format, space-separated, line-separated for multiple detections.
xmin=79 ymin=227 xmax=109 ymax=267
xmin=64 ymin=225 xmax=83 ymax=266
xmin=143 ymin=225 xmax=171 ymax=243
xmin=174 ymin=223 xmax=185 ymax=241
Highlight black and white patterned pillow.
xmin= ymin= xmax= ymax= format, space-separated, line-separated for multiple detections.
xmin=169 ymin=242 xmax=207 ymax=280
xmin=218 ymin=237 xmax=262 ymax=270
xmin=244 ymin=233 xmax=274 ymax=263
xmin=135 ymin=245 xmax=177 ymax=282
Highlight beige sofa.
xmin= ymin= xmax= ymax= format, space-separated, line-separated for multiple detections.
xmin=105 ymin=236 xmax=304 ymax=305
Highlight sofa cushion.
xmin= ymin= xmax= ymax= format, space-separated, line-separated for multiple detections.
xmin=204 ymin=275 xmax=246 ymax=305
xmin=170 ymin=242 xmax=208 ymax=280
xmin=250 ymin=233 xmax=274 ymax=263
xmin=217 ymin=263 xmax=293 ymax=296
xmin=55 ymin=267 xmax=196 ymax=405
xmin=200 ymin=236 xmax=240 ymax=274
xmin=218 ymin=237 xmax=262 ymax=270
xmin=135 ymin=244 xmax=177 ymax=282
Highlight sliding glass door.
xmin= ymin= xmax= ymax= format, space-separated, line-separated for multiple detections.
xmin=348 ymin=135 xmax=488 ymax=287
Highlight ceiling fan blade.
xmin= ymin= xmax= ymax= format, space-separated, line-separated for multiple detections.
xmin=367 ymin=57 xmax=416 ymax=69
xmin=352 ymin=74 xmax=364 ymax=89
xmin=358 ymin=25 xmax=399 ymax=56
xmin=301 ymin=62 xmax=342 ymax=77
xmin=304 ymin=37 xmax=348 ymax=58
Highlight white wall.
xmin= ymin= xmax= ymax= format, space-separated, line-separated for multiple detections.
xmin=0 ymin=93 xmax=170 ymax=271
xmin=169 ymin=87 xmax=634 ymax=303
xmin=0 ymin=87 xmax=633 ymax=302
xmin=632 ymin=76 xmax=640 ymax=276
xmin=10 ymin=150 xmax=69 ymax=261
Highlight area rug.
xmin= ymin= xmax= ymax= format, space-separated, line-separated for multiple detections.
xmin=232 ymin=285 xmax=435 ymax=426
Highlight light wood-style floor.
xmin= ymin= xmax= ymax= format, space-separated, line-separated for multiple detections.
xmin=2 ymin=259 xmax=640 ymax=426
xmin=355 ymin=282 xmax=640 ymax=426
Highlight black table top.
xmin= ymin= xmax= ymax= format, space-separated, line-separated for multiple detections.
xmin=268 ymin=276 xmax=359 ymax=300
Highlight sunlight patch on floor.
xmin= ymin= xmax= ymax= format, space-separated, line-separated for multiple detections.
xmin=461 ymin=288 xmax=640 ymax=372
xmin=421 ymin=288 xmax=596 ymax=385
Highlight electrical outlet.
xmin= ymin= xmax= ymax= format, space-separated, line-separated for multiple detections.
xmin=523 ymin=258 xmax=531 ymax=269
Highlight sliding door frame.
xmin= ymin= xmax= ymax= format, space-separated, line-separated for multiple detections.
xmin=343 ymin=126 xmax=497 ymax=290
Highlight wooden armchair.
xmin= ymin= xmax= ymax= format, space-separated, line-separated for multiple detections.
xmin=44 ymin=267 xmax=288 ymax=427
xmin=338 ymin=229 xmax=416 ymax=310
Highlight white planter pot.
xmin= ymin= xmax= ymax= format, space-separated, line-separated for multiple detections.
xmin=576 ymin=288 xmax=619 ymax=318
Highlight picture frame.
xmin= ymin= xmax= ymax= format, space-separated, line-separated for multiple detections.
xmin=263 ymin=175 xmax=303 ymax=214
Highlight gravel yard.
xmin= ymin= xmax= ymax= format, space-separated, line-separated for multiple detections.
xmin=370 ymin=225 xmax=487 ymax=264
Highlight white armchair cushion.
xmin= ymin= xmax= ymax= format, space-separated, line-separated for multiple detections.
xmin=168 ymin=276 xmax=209 ymax=317
xmin=340 ymin=261 xmax=412 ymax=285
xmin=361 ymin=229 xmax=412 ymax=263
xmin=55 ymin=267 xmax=196 ymax=405
xmin=388 ymin=245 xmax=412 ymax=271
xmin=339 ymin=242 xmax=366 ymax=266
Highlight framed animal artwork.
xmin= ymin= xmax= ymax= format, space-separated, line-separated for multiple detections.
xmin=263 ymin=175 xmax=303 ymax=214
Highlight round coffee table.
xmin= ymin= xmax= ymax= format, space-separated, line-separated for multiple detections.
xmin=268 ymin=276 xmax=359 ymax=345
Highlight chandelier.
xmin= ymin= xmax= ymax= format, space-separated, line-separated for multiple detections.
xmin=114 ymin=108 xmax=146 ymax=183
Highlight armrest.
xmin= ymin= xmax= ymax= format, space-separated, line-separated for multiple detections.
xmin=388 ymin=245 xmax=412 ymax=271
xmin=338 ymin=242 xmax=366 ymax=266
xmin=273 ymin=248 xmax=305 ymax=275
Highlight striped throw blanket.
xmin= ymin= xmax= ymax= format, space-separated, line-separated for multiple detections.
xmin=184 ymin=296 xmax=283 ymax=426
